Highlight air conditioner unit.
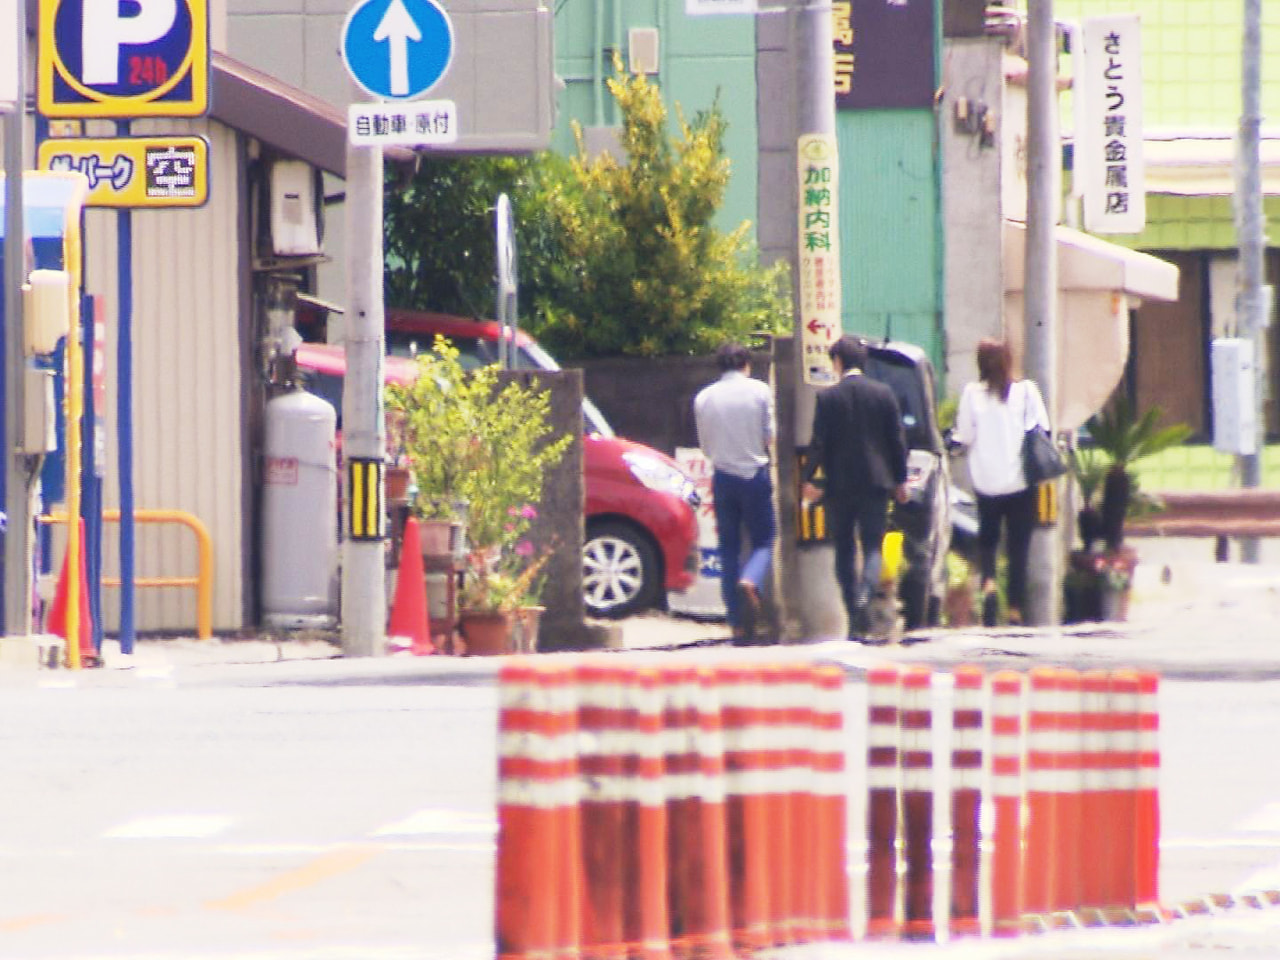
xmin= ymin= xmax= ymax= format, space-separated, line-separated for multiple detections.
xmin=629 ymin=27 xmax=659 ymax=75
xmin=269 ymin=159 xmax=321 ymax=257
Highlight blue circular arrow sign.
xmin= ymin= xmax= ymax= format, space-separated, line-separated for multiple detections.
xmin=341 ymin=0 xmax=453 ymax=100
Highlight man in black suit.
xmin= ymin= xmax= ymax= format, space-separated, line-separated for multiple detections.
xmin=801 ymin=336 xmax=909 ymax=641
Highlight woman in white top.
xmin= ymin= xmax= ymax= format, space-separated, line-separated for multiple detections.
xmin=952 ymin=339 xmax=1050 ymax=627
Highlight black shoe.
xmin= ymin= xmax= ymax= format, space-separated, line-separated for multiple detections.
xmin=736 ymin=581 xmax=761 ymax=645
xmin=981 ymin=589 xmax=999 ymax=628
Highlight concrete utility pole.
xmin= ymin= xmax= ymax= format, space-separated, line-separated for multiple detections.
xmin=1023 ymin=0 xmax=1061 ymax=625
xmin=3 ymin=0 xmax=29 ymax=637
xmin=1237 ymin=0 xmax=1265 ymax=564
xmin=340 ymin=125 xmax=387 ymax=657
xmin=784 ymin=0 xmax=845 ymax=641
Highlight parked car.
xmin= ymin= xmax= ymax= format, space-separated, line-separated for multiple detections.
xmin=864 ymin=341 xmax=953 ymax=629
xmin=293 ymin=331 xmax=700 ymax=619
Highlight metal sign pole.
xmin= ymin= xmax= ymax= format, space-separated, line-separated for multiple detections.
xmin=3 ymin=0 xmax=29 ymax=637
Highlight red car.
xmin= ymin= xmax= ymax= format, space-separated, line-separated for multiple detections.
xmin=295 ymin=317 xmax=699 ymax=618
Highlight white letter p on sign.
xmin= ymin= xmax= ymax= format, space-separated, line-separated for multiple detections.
xmin=82 ymin=0 xmax=178 ymax=86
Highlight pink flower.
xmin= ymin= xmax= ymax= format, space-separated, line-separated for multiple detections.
xmin=504 ymin=523 xmax=515 ymax=533
xmin=508 ymin=506 xmax=520 ymax=517
xmin=521 ymin=505 xmax=538 ymax=520
xmin=515 ymin=540 xmax=534 ymax=557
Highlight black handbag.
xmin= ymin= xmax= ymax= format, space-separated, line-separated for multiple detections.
xmin=1020 ymin=382 xmax=1067 ymax=484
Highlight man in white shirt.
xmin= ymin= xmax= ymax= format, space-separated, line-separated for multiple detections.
xmin=694 ymin=342 xmax=776 ymax=645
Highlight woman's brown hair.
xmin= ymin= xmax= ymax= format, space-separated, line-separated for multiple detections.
xmin=976 ymin=338 xmax=1013 ymax=401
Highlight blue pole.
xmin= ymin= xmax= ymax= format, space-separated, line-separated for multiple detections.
xmin=117 ymin=124 xmax=135 ymax=654
xmin=81 ymin=294 xmax=103 ymax=653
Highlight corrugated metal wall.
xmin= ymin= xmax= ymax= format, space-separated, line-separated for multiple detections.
xmin=836 ymin=109 xmax=944 ymax=369
xmin=83 ymin=117 xmax=245 ymax=634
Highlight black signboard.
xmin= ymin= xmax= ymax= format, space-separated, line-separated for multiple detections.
xmin=833 ymin=0 xmax=937 ymax=111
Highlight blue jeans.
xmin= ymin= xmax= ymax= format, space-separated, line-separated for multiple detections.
xmin=826 ymin=491 xmax=890 ymax=633
xmin=712 ymin=468 xmax=776 ymax=627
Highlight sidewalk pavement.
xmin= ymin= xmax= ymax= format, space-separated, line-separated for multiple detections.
xmin=3 ymin=538 xmax=1278 ymax=679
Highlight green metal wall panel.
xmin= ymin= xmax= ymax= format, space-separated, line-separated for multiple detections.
xmin=836 ymin=109 xmax=943 ymax=367
xmin=1054 ymin=0 xmax=1280 ymax=128
xmin=551 ymin=0 xmax=757 ymax=235
xmin=1094 ymin=195 xmax=1280 ymax=251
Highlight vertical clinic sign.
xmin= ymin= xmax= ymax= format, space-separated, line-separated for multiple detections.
xmin=1080 ymin=15 xmax=1145 ymax=234
xmin=832 ymin=0 xmax=935 ymax=110
xmin=39 ymin=0 xmax=210 ymax=117
xmin=797 ymin=134 xmax=841 ymax=386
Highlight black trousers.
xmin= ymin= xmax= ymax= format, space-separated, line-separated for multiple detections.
xmin=976 ymin=486 xmax=1037 ymax=613
xmin=826 ymin=491 xmax=890 ymax=633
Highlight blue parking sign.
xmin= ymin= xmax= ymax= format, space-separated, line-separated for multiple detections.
xmin=38 ymin=0 xmax=209 ymax=118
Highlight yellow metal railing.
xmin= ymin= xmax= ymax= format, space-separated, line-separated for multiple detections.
xmin=40 ymin=509 xmax=214 ymax=642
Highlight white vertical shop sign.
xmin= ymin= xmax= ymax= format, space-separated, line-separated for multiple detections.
xmin=0 ymin=0 xmax=17 ymax=109
xmin=1081 ymin=15 xmax=1145 ymax=234
xmin=797 ymin=133 xmax=841 ymax=386
xmin=668 ymin=448 xmax=727 ymax=618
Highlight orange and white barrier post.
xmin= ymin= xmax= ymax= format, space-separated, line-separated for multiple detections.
xmin=1053 ymin=668 xmax=1084 ymax=915
xmin=810 ymin=664 xmax=851 ymax=943
xmin=1023 ymin=667 xmax=1060 ymax=917
xmin=626 ymin=668 xmax=673 ymax=960
xmin=1104 ymin=670 xmax=1141 ymax=916
xmin=900 ymin=666 xmax=934 ymax=942
xmin=576 ymin=662 xmax=632 ymax=959
xmin=989 ymin=671 xmax=1024 ymax=937
xmin=949 ymin=666 xmax=984 ymax=937
xmin=1134 ymin=672 xmax=1161 ymax=909
xmin=759 ymin=664 xmax=803 ymax=947
xmin=495 ymin=662 xmax=583 ymax=960
xmin=1079 ymin=669 xmax=1114 ymax=916
xmin=718 ymin=664 xmax=773 ymax=953
xmin=662 ymin=666 xmax=733 ymax=960
xmin=865 ymin=664 xmax=901 ymax=939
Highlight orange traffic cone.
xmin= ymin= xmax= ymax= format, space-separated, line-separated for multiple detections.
xmin=389 ymin=515 xmax=433 ymax=655
xmin=47 ymin=518 xmax=94 ymax=665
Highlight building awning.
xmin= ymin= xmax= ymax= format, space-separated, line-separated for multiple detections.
xmin=211 ymin=52 xmax=415 ymax=178
xmin=1003 ymin=220 xmax=1180 ymax=303
xmin=1141 ymin=133 xmax=1280 ymax=196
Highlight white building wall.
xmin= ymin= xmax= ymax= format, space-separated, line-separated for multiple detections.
xmin=83 ymin=117 xmax=246 ymax=633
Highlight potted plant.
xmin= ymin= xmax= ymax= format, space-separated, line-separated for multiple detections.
xmin=455 ymin=528 xmax=553 ymax=655
xmin=387 ymin=338 xmax=570 ymax=649
xmin=1064 ymin=399 xmax=1191 ymax=622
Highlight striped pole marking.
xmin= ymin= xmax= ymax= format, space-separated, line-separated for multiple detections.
xmin=949 ymin=666 xmax=984 ymax=938
xmin=989 ymin=671 xmax=1024 ymax=938
xmin=626 ymin=668 xmax=674 ymax=960
xmin=496 ymin=662 xmax=583 ymax=960
xmin=768 ymin=662 xmax=814 ymax=945
xmin=1134 ymin=672 xmax=1161 ymax=908
xmin=1105 ymin=670 xmax=1141 ymax=915
xmin=661 ymin=666 xmax=733 ymax=960
xmin=865 ymin=664 xmax=901 ymax=940
xmin=1079 ymin=669 xmax=1114 ymax=915
xmin=810 ymin=663 xmax=851 ymax=943
xmin=1053 ymin=668 xmax=1084 ymax=915
xmin=718 ymin=664 xmax=774 ymax=952
xmin=575 ymin=661 xmax=635 ymax=960
xmin=1023 ymin=667 xmax=1060 ymax=917
xmin=900 ymin=666 xmax=934 ymax=942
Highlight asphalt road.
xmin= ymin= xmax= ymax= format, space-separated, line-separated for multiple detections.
xmin=2 ymin=651 xmax=1280 ymax=958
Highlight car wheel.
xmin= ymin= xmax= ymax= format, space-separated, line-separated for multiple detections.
xmin=583 ymin=520 xmax=661 ymax=618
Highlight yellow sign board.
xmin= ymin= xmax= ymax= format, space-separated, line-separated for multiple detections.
xmin=38 ymin=0 xmax=209 ymax=118
xmin=37 ymin=136 xmax=209 ymax=208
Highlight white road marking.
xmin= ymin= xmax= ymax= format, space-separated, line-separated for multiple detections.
xmin=370 ymin=808 xmax=496 ymax=837
xmin=103 ymin=815 xmax=235 ymax=839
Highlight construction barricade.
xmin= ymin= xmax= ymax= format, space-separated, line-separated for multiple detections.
xmin=496 ymin=659 xmax=1165 ymax=955
xmin=496 ymin=659 xmax=850 ymax=960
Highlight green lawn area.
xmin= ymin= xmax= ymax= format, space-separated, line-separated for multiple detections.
xmin=1129 ymin=444 xmax=1280 ymax=491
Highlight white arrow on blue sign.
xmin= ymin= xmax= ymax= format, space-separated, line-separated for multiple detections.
xmin=341 ymin=0 xmax=454 ymax=101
